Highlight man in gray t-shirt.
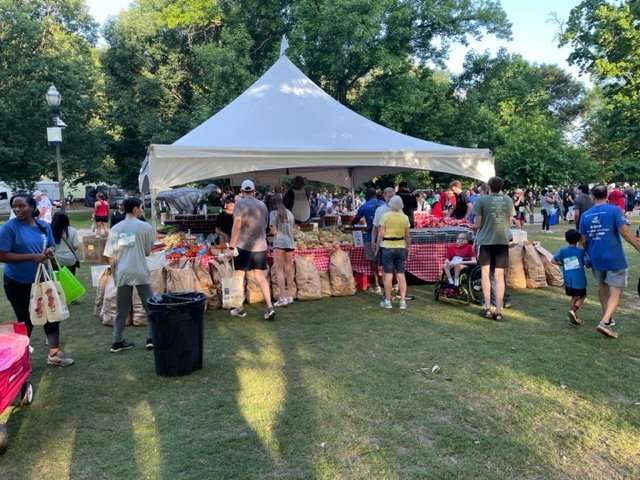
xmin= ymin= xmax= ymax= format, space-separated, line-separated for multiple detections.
xmin=472 ymin=176 xmax=514 ymax=321
xmin=103 ymin=197 xmax=154 ymax=352
xmin=228 ymin=180 xmax=274 ymax=320
xmin=574 ymin=184 xmax=593 ymax=226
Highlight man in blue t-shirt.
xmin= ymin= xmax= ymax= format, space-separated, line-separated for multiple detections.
xmin=352 ymin=188 xmax=384 ymax=292
xmin=579 ymin=185 xmax=640 ymax=338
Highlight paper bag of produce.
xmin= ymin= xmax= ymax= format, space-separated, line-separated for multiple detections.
xmin=329 ymin=249 xmax=356 ymax=296
xmin=507 ymin=243 xmax=527 ymax=289
xmin=165 ymin=261 xmax=199 ymax=294
xmin=271 ymin=266 xmax=297 ymax=300
xmin=534 ymin=243 xmax=564 ymax=287
xmin=94 ymin=267 xmax=112 ymax=318
xmin=150 ymin=268 xmax=166 ymax=295
xmin=246 ymin=270 xmax=266 ymax=304
xmin=213 ymin=257 xmax=245 ymax=309
xmin=131 ymin=288 xmax=147 ymax=326
xmin=318 ymin=271 xmax=332 ymax=297
xmin=294 ymin=255 xmax=322 ymax=301
xmin=523 ymin=242 xmax=547 ymax=289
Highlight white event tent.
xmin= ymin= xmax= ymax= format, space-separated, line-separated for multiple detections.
xmin=139 ymin=51 xmax=494 ymax=196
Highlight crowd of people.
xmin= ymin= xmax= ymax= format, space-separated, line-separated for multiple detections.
xmin=0 ymin=176 xmax=638 ymax=369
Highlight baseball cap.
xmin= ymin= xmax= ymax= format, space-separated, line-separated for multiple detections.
xmin=241 ymin=180 xmax=255 ymax=192
xmin=33 ymin=190 xmax=43 ymax=197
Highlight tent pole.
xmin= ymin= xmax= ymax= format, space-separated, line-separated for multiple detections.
xmin=349 ymin=168 xmax=355 ymax=205
xmin=150 ymin=188 xmax=158 ymax=236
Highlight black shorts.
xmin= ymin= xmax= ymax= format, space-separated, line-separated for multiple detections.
xmin=233 ymin=248 xmax=268 ymax=271
xmin=478 ymin=245 xmax=509 ymax=269
xmin=565 ymin=287 xmax=587 ymax=298
xmin=95 ymin=215 xmax=109 ymax=223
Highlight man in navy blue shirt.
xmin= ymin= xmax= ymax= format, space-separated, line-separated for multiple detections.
xmin=579 ymin=185 xmax=640 ymax=338
xmin=352 ymin=188 xmax=383 ymax=293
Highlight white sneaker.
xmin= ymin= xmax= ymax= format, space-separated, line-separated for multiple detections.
xmin=286 ymin=297 xmax=294 ymax=305
xmin=274 ymin=298 xmax=288 ymax=308
xmin=380 ymin=299 xmax=392 ymax=309
xmin=399 ymin=299 xmax=407 ymax=310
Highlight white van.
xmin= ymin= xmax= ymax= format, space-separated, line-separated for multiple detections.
xmin=0 ymin=182 xmax=13 ymax=215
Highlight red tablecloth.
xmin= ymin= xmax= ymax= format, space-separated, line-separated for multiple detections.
xmin=350 ymin=244 xmax=453 ymax=282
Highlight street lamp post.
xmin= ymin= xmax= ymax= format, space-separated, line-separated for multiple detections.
xmin=45 ymin=84 xmax=66 ymax=212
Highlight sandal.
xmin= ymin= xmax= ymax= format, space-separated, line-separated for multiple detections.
xmin=493 ymin=313 xmax=504 ymax=322
xmin=481 ymin=308 xmax=493 ymax=319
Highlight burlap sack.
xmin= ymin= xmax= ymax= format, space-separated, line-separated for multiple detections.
xmin=99 ymin=277 xmax=133 ymax=326
xmin=534 ymin=243 xmax=564 ymax=287
xmin=319 ymin=271 xmax=332 ymax=297
xmin=523 ymin=242 xmax=547 ymax=289
xmin=507 ymin=243 xmax=527 ymax=289
xmin=246 ymin=270 xmax=266 ymax=304
xmin=150 ymin=268 xmax=166 ymax=295
xmin=294 ymin=255 xmax=322 ymax=301
xmin=95 ymin=267 xmax=111 ymax=318
xmin=208 ymin=264 xmax=222 ymax=309
xmin=166 ymin=263 xmax=199 ymax=293
xmin=271 ymin=266 xmax=297 ymax=300
xmin=194 ymin=264 xmax=220 ymax=309
xmin=131 ymin=288 xmax=147 ymax=326
xmin=329 ymin=249 xmax=356 ymax=296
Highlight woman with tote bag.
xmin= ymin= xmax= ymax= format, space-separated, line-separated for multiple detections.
xmin=0 ymin=194 xmax=74 ymax=367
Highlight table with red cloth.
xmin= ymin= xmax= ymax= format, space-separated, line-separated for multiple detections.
xmin=350 ymin=244 xmax=453 ymax=282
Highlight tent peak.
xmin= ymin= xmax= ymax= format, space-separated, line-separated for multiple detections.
xmin=279 ymin=35 xmax=289 ymax=57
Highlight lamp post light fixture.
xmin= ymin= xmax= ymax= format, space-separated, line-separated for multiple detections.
xmin=45 ymin=84 xmax=66 ymax=212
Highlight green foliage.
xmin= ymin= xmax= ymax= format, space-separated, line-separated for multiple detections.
xmin=561 ymin=0 xmax=640 ymax=181
xmin=0 ymin=0 xmax=106 ymax=187
xmin=101 ymin=0 xmax=254 ymax=188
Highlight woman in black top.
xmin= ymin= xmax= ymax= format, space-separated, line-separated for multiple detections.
xmin=216 ymin=195 xmax=235 ymax=245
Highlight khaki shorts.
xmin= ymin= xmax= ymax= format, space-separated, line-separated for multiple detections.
xmin=593 ymin=269 xmax=627 ymax=288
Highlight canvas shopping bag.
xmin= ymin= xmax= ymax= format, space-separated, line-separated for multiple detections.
xmin=40 ymin=263 xmax=70 ymax=323
xmin=29 ymin=263 xmax=48 ymax=326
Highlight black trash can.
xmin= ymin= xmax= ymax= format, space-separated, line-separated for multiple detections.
xmin=147 ymin=292 xmax=206 ymax=377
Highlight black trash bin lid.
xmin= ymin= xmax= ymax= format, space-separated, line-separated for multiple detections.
xmin=147 ymin=292 xmax=207 ymax=309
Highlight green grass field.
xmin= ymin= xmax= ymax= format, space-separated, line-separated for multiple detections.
xmin=0 ymin=222 xmax=639 ymax=479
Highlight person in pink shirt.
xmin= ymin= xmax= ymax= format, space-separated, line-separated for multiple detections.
xmin=607 ymin=184 xmax=625 ymax=212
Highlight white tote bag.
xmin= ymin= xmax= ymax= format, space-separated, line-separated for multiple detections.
xmin=29 ymin=263 xmax=49 ymax=326
xmin=40 ymin=262 xmax=70 ymax=323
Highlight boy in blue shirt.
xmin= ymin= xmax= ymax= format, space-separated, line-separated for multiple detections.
xmin=553 ymin=229 xmax=588 ymax=326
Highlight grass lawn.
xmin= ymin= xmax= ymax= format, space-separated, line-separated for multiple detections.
xmin=0 ymin=222 xmax=639 ymax=479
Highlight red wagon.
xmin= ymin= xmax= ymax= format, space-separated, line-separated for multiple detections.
xmin=0 ymin=322 xmax=34 ymax=454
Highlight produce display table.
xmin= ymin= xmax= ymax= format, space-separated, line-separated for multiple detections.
xmin=350 ymin=244 xmax=452 ymax=283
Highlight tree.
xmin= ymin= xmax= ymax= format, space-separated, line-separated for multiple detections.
xmin=102 ymin=0 xmax=255 ymax=188
xmin=561 ymin=0 xmax=640 ymax=180
xmin=0 ymin=0 xmax=106 ymax=187
xmin=286 ymin=0 xmax=511 ymax=104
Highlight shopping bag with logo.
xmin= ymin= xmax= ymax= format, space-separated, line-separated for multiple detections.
xmin=214 ymin=256 xmax=244 ymax=309
xmin=41 ymin=263 xmax=70 ymax=323
xmin=29 ymin=263 xmax=48 ymax=326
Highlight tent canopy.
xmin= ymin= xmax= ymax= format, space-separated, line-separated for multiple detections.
xmin=140 ymin=55 xmax=494 ymax=192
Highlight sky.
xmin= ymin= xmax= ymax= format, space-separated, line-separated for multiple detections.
xmin=86 ymin=0 xmax=587 ymax=81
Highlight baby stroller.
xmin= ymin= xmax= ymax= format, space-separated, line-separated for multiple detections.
xmin=434 ymin=264 xmax=483 ymax=305
xmin=0 ymin=322 xmax=34 ymax=454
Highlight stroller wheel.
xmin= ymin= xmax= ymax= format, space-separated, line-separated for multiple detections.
xmin=0 ymin=424 xmax=7 ymax=455
xmin=21 ymin=382 xmax=34 ymax=406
